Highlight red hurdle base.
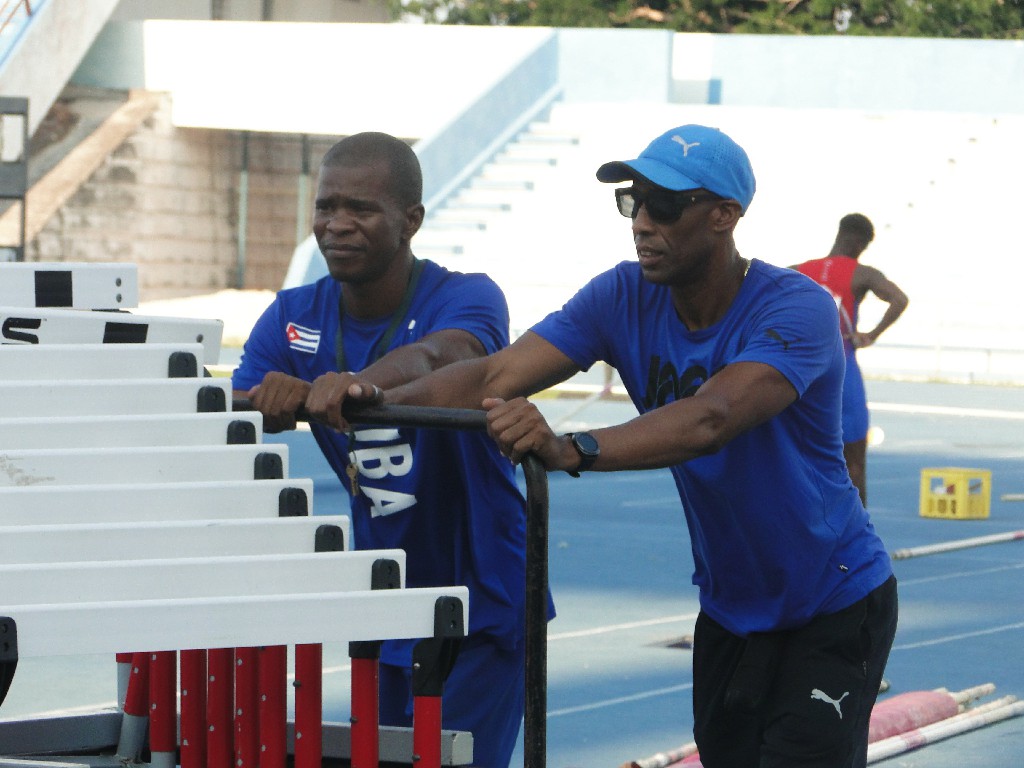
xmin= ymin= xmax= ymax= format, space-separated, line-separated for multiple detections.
xmin=0 ymin=713 xmax=476 ymax=766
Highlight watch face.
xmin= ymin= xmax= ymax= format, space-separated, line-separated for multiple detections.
xmin=573 ymin=432 xmax=600 ymax=457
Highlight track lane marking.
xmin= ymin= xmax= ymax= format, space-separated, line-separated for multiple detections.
xmin=894 ymin=621 xmax=1024 ymax=650
xmin=549 ymin=613 xmax=698 ymax=641
xmin=548 ymin=682 xmax=694 ymax=717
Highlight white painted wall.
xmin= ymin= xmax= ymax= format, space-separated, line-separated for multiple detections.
xmin=94 ymin=21 xmax=553 ymax=137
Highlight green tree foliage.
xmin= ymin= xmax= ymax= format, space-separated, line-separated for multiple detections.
xmin=390 ymin=0 xmax=1024 ymax=38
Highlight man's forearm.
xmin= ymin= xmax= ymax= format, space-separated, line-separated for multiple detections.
xmin=865 ymin=303 xmax=907 ymax=343
xmin=356 ymin=331 xmax=485 ymax=391
xmin=384 ymin=356 xmax=492 ymax=409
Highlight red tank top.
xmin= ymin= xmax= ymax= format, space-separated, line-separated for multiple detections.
xmin=797 ymin=256 xmax=858 ymax=348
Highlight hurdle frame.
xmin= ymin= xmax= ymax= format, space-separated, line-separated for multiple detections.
xmin=0 ymin=402 xmax=551 ymax=768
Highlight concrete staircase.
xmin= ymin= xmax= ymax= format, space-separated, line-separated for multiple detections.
xmin=0 ymin=87 xmax=159 ymax=250
xmin=417 ymin=120 xmax=600 ymax=336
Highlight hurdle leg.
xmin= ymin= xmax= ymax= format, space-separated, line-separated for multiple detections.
xmin=412 ymin=693 xmax=443 ymax=768
xmin=235 ymin=647 xmax=260 ymax=768
xmin=0 ymin=618 xmax=16 ymax=712
xmin=180 ymin=649 xmax=208 ymax=768
xmin=349 ymin=641 xmax=382 ymax=768
xmin=293 ymin=643 xmax=323 ymax=768
xmin=116 ymin=652 xmax=149 ymax=762
xmin=115 ymin=652 xmax=133 ymax=708
xmin=0 ymin=617 xmax=16 ymax=710
xmin=410 ymin=598 xmax=465 ymax=768
xmin=149 ymin=651 xmax=178 ymax=768
xmin=207 ymin=648 xmax=235 ymax=767
xmin=258 ymin=645 xmax=288 ymax=768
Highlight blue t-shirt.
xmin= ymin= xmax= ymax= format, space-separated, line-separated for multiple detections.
xmin=233 ymin=260 xmax=532 ymax=664
xmin=531 ymin=258 xmax=892 ymax=636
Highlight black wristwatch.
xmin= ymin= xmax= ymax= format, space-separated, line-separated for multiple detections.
xmin=566 ymin=432 xmax=600 ymax=477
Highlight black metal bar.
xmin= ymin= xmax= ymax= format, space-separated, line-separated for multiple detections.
xmin=234 ymin=398 xmax=549 ymax=766
xmin=232 ymin=398 xmax=489 ymax=433
xmin=522 ymin=454 xmax=548 ymax=768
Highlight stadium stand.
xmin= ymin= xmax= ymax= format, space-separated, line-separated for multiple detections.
xmin=417 ymin=102 xmax=1024 ymax=381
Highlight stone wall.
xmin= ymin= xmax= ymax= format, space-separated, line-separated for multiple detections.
xmin=27 ymin=93 xmax=339 ymax=300
xmin=242 ymin=132 xmax=337 ymax=292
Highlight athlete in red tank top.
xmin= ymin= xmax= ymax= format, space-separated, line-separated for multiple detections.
xmin=791 ymin=214 xmax=909 ymax=506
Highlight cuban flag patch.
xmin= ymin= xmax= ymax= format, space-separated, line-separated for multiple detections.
xmin=286 ymin=322 xmax=321 ymax=354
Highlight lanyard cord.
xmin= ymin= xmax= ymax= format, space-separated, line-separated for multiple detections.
xmin=335 ymin=257 xmax=424 ymax=373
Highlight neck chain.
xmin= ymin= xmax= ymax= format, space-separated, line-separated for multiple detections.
xmin=335 ymin=258 xmax=424 ymax=373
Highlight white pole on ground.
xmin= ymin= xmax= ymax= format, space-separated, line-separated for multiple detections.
xmin=890 ymin=531 xmax=1024 ymax=560
xmin=949 ymin=683 xmax=996 ymax=706
xmin=622 ymin=742 xmax=698 ymax=768
xmin=866 ymin=697 xmax=1024 ymax=763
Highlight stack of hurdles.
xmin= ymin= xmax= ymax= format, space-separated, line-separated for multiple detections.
xmin=0 ymin=262 xmax=472 ymax=768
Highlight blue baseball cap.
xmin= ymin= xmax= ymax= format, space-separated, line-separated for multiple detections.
xmin=596 ymin=124 xmax=756 ymax=214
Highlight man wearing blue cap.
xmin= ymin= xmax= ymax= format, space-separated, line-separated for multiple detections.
xmin=323 ymin=124 xmax=898 ymax=767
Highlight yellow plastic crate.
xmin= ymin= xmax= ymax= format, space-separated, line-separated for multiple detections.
xmin=919 ymin=468 xmax=991 ymax=519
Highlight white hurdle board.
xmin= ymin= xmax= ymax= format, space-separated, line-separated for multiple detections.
xmin=0 ymin=550 xmax=406 ymax=606
xmin=0 ymin=306 xmax=222 ymax=364
xmin=0 ymin=378 xmax=232 ymax=417
xmin=0 ymin=478 xmax=313 ymax=525
xmin=0 ymin=515 xmax=350 ymax=565
xmin=0 ymin=585 xmax=468 ymax=657
xmin=0 ymin=412 xmax=264 ymax=450
xmin=0 ymin=343 xmax=206 ymax=380
xmin=0 ymin=444 xmax=288 ymax=487
xmin=0 ymin=262 xmax=138 ymax=309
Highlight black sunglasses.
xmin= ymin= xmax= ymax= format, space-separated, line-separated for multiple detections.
xmin=615 ymin=188 xmax=719 ymax=224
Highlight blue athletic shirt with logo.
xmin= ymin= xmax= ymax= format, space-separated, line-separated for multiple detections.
xmin=531 ymin=258 xmax=892 ymax=636
xmin=233 ymin=260 xmax=534 ymax=665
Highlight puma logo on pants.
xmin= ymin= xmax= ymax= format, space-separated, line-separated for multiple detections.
xmin=810 ymin=688 xmax=850 ymax=718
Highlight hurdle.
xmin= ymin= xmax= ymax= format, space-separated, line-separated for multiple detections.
xmin=0 ymin=378 xmax=233 ymax=417
xmin=0 ymin=443 xmax=290 ymax=487
xmin=0 ymin=412 xmax=264 ymax=450
xmin=0 ymin=551 xmax=409 ymax=605
xmin=0 ymin=590 xmax=468 ymax=762
xmin=1 ymin=581 xmax=468 ymax=663
xmin=0 ymin=516 xmax=349 ymax=564
xmin=0 ymin=343 xmax=206 ymax=380
xmin=0 ymin=305 xmax=223 ymax=364
xmin=0 ymin=262 xmax=139 ymax=309
xmin=0 ymin=478 xmax=312 ymax=525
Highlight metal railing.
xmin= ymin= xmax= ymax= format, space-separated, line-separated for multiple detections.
xmin=0 ymin=0 xmax=31 ymax=30
xmin=0 ymin=0 xmax=37 ymax=69
xmin=860 ymin=342 xmax=1024 ymax=385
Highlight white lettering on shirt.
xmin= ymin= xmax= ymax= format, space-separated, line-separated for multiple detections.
xmin=350 ymin=428 xmax=416 ymax=517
